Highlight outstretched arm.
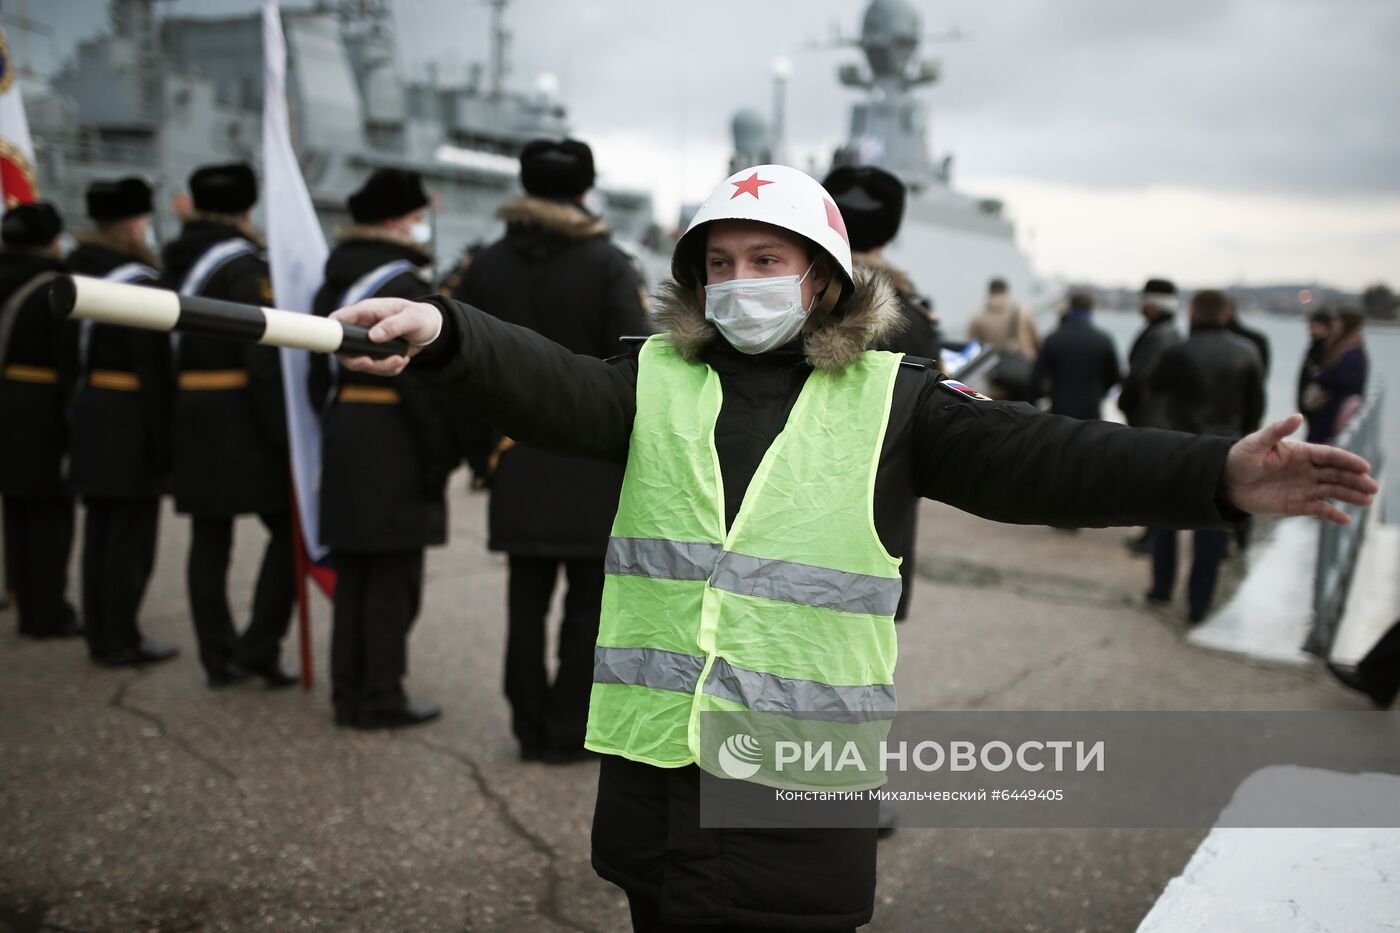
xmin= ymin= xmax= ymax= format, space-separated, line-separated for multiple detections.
xmin=331 ymin=296 xmax=636 ymax=461
xmin=914 ymin=382 xmax=1376 ymax=529
xmin=1223 ymin=414 xmax=1376 ymax=524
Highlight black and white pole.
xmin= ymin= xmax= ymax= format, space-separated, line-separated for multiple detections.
xmin=49 ymin=275 xmax=411 ymax=359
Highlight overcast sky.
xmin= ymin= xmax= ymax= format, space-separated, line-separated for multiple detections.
xmin=25 ymin=0 xmax=1400 ymax=290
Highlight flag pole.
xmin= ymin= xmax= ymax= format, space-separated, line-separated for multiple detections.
xmin=289 ymin=478 xmax=315 ymax=691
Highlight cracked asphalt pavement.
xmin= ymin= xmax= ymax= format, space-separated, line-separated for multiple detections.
xmin=1 ymin=485 xmax=1368 ymax=932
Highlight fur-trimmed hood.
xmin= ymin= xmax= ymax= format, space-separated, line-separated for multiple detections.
xmin=181 ymin=210 xmax=266 ymax=249
xmin=74 ymin=229 xmax=160 ymax=269
xmin=334 ymin=223 xmax=433 ymax=265
xmin=650 ymin=265 xmax=905 ymax=372
xmin=496 ymin=195 xmax=610 ymax=239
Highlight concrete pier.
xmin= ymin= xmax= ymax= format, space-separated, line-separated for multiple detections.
xmin=0 ymin=484 xmax=1371 ymax=932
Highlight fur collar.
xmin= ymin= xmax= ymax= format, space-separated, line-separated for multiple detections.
xmin=496 ymin=195 xmax=610 ymax=239
xmin=651 ymin=265 xmax=903 ymax=372
xmin=183 ymin=210 xmax=266 ymax=249
xmin=333 ymin=223 xmax=433 ymax=264
xmin=852 ymin=251 xmax=916 ymax=301
xmin=74 ymin=229 xmax=160 ymax=269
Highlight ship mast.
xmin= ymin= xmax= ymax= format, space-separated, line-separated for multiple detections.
xmin=487 ymin=0 xmax=511 ymax=100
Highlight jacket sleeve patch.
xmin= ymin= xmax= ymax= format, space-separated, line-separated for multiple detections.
xmin=938 ymin=378 xmax=993 ymax=401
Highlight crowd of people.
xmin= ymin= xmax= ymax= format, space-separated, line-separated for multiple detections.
xmin=966 ymin=272 xmax=1372 ymax=621
xmin=0 ymin=144 xmax=1382 ymax=931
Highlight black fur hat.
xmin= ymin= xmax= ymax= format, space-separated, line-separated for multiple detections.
xmin=347 ymin=168 xmax=429 ymax=224
xmin=1 ymin=201 xmax=63 ymax=247
xmin=520 ymin=138 xmax=595 ymax=199
xmin=189 ymin=162 xmax=258 ymax=214
xmin=87 ymin=177 xmax=154 ymax=222
xmin=823 ymin=165 xmax=906 ymax=252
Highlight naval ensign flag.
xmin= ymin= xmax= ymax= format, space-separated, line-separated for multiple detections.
xmin=263 ymin=0 xmax=332 ymax=684
xmin=0 ymin=23 xmax=38 ymax=208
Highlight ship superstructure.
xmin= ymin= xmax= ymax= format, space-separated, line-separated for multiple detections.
xmin=26 ymin=0 xmax=657 ymax=272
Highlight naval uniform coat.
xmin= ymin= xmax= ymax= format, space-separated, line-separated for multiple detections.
xmin=0 ymin=250 xmax=73 ymax=500
xmin=450 ymin=196 xmax=648 ymax=559
xmin=410 ymin=266 xmax=1242 ymax=929
xmin=310 ymin=235 xmax=458 ymax=552
xmin=66 ymin=239 xmax=174 ymax=500
xmin=162 ymin=220 xmax=289 ymax=517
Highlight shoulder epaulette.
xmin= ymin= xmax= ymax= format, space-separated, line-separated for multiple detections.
xmin=899 ymin=355 xmax=937 ymax=370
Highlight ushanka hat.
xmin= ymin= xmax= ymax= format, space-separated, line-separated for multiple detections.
xmin=1 ymin=201 xmax=63 ymax=247
xmin=822 ymin=165 xmax=906 ymax=252
xmin=347 ymin=168 xmax=429 ymax=224
xmin=87 ymin=177 xmax=154 ymax=222
xmin=519 ymin=138 xmax=595 ymax=198
xmin=189 ymin=162 xmax=258 ymax=214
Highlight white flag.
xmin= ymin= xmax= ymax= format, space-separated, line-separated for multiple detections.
xmin=0 ymin=24 xmax=39 ymax=209
xmin=262 ymin=0 xmax=331 ymax=563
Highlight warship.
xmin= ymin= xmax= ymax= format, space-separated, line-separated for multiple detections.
xmin=728 ymin=0 xmax=1040 ymax=329
xmin=23 ymin=0 xmax=659 ymax=276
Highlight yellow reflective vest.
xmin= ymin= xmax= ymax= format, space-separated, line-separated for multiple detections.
xmin=585 ymin=335 xmax=904 ymax=789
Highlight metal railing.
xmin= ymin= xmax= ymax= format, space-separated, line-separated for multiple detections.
xmin=1306 ymin=382 xmax=1386 ymax=657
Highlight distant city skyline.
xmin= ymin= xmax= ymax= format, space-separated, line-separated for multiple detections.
xmin=19 ymin=0 xmax=1400 ymax=293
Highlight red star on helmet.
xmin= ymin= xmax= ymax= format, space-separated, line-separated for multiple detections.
xmin=730 ymin=172 xmax=774 ymax=200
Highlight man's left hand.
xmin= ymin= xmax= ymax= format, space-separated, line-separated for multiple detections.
xmin=1225 ymin=414 xmax=1378 ymax=525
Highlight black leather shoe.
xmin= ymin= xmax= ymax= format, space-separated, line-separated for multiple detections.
xmin=333 ymin=707 xmax=359 ymax=728
xmin=1145 ymin=590 xmax=1171 ymax=606
xmin=207 ymin=664 xmax=252 ymax=688
xmin=94 ymin=640 xmax=179 ymax=667
xmin=353 ymin=702 xmax=442 ymax=731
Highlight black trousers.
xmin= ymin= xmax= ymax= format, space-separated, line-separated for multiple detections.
xmin=1151 ymin=527 xmax=1230 ymax=619
xmin=505 ymin=555 xmax=604 ymax=753
xmin=2 ymin=495 xmax=76 ymax=636
xmin=186 ymin=511 xmax=295 ymax=676
xmin=82 ymin=498 xmax=159 ymax=659
xmin=331 ymin=549 xmax=424 ymax=717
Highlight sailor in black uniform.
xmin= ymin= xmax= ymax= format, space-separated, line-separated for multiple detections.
xmin=162 ymin=163 xmax=297 ymax=687
xmin=309 ymin=168 xmax=459 ymax=728
xmin=0 ymin=203 xmax=81 ymax=639
xmin=67 ymin=178 xmax=179 ymax=666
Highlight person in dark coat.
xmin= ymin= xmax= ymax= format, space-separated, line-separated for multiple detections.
xmin=824 ymin=164 xmax=939 ymax=625
xmin=0 ymin=202 xmax=81 ymax=639
xmin=162 ymin=163 xmax=296 ymax=688
xmin=67 ymin=178 xmax=179 ymax=666
xmin=309 ymin=168 xmax=458 ymax=729
xmin=1297 ymin=308 xmax=1334 ymax=415
xmin=450 ymin=138 xmax=649 ymax=760
xmin=1119 ymin=278 xmax=1184 ymax=554
xmin=329 ymin=167 xmax=1374 ymax=932
xmin=1225 ymin=293 xmax=1271 ymax=377
xmin=1031 ymin=291 xmax=1121 ymax=419
xmin=1301 ymin=308 xmax=1368 ymax=444
xmin=1147 ymin=289 xmax=1266 ymax=622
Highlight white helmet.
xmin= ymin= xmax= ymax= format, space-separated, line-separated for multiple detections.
xmin=672 ymin=163 xmax=854 ymax=301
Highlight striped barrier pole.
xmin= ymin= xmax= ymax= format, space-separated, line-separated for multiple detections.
xmin=49 ymin=275 xmax=412 ymax=359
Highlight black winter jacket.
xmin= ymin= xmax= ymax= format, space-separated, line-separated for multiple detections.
xmin=1228 ymin=317 xmax=1272 ymax=377
xmin=1031 ymin=313 xmax=1122 ymax=420
xmin=1119 ymin=314 xmax=1182 ymax=429
xmin=162 ymin=219 xmax=288 ymax=516
xmin=450 ymin=196 xmax=648 ymax=558
xmin=0 ymin=250 xmax=72 ymax=499
xmin=1151 ymin=324 xmax=1266 ymax=438
xmin=66 ymin=236 xmax=173 ymax=500
xmin=309 ymin=233 xmax=458 ymax=552
xmin=411 ymin=267 xmax=1239 ymax=929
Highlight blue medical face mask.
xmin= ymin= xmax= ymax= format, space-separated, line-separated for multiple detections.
xmin=704 ymin=260 xmax=816 ymax=354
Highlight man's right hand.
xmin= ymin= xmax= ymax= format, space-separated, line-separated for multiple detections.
xmin=331 ymin=299 xmax=444 ymax=376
